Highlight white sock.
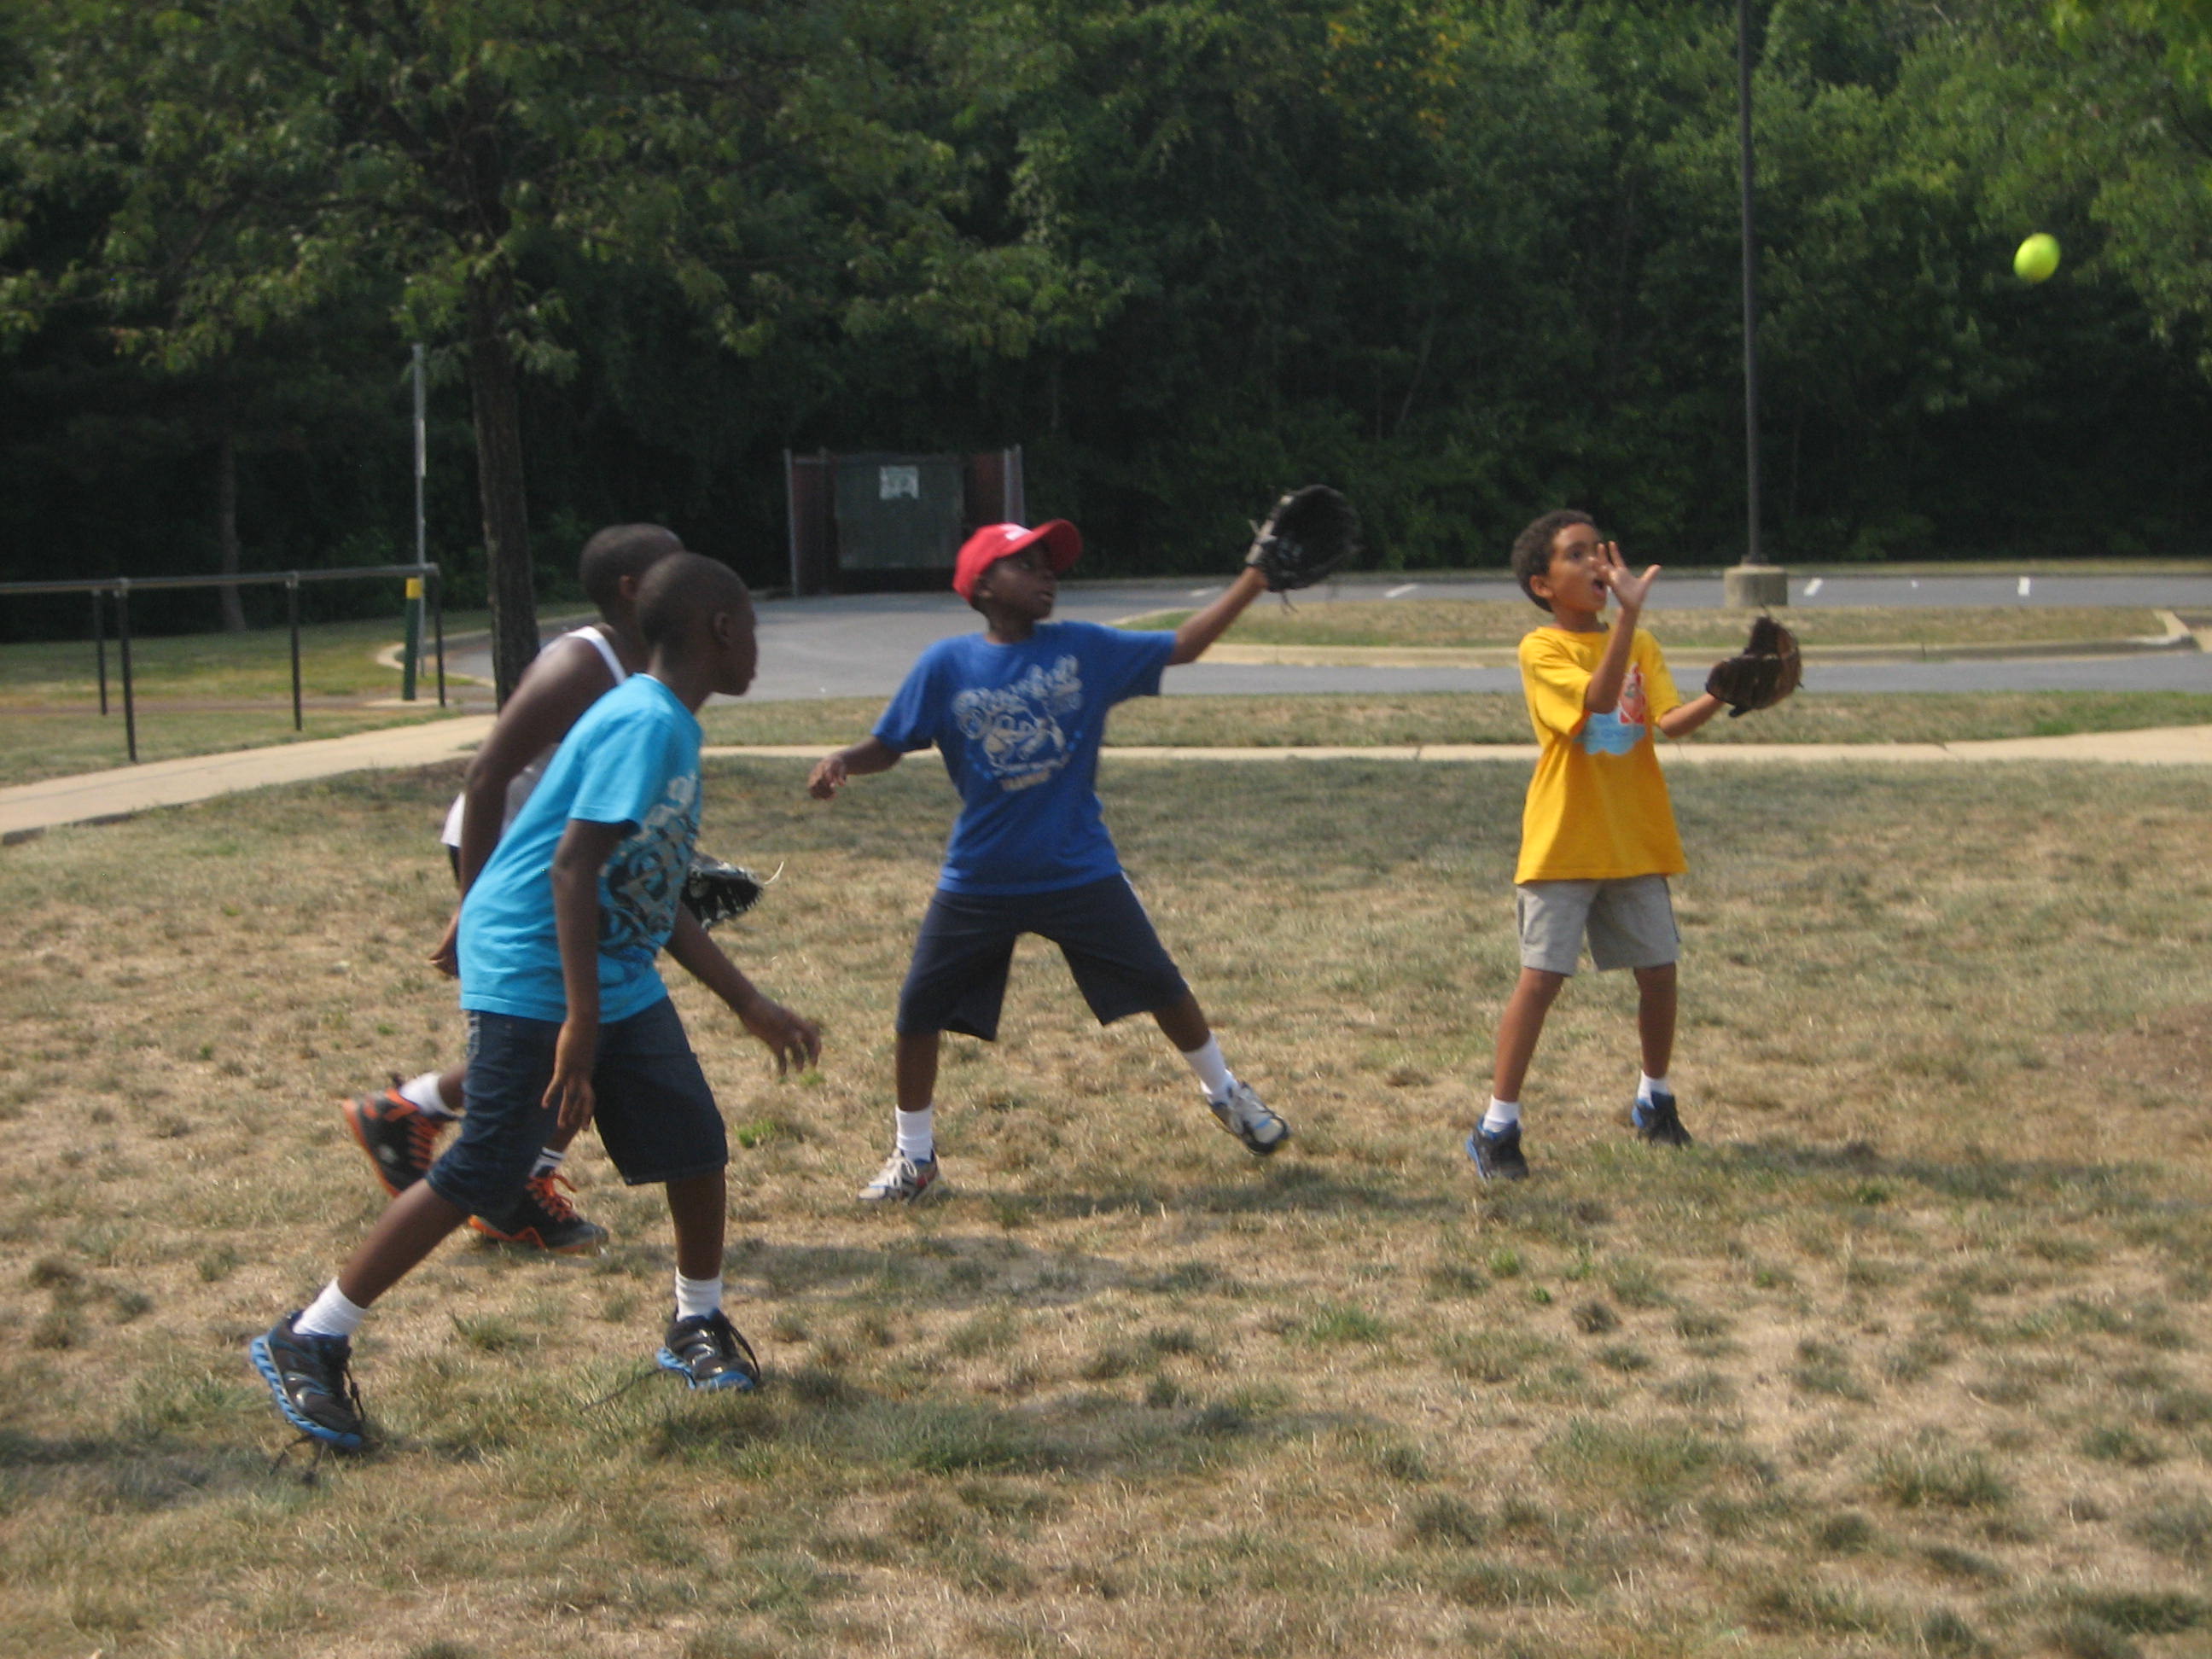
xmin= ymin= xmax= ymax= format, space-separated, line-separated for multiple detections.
xmin=675 ymin=1272 xmax=723 ymax=1322
xmin=532 ymin=1146 xmax=564 ymax=1179
xmin=1481 ymin=1097 xmax=1521 ymax=1134
xmin=1639 ymin=1073 xmax=1671 ymax=1102
xmin=1180 ymin=1036 xmax=1236 ymax=1102
xmin=294 ymin=1280 xmax=369 ymax=1341
xmin=399 ymin=1071 xmax=458 ymax=1121
xmin=895 ymin=1106 xmax=935 ymax=1162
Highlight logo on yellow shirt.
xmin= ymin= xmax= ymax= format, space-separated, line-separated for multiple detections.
xmin=1578 ymin=665 xmax=1648 ymax=757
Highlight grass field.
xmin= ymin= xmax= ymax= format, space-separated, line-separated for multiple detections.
xmin=0 ymin=708 xmax=460 ymax=789
xmin=4 ymin=757 xmax=2211 ymax=1657
xmin=0 ymin=613 xmax=499 ymax=709
xmin=701 ymin=690 xmax=2212 ymax=750
xmin=1115 ymin=602 xmax=2173 ymax=650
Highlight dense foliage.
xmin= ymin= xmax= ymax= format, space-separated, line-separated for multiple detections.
xmin=2 ymin=0 xmax=2208 ymax=643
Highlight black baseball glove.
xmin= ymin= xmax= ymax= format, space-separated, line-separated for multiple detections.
xmin=1244 ymin=485 xmax=1359 ymax=591
xmin=682 ymin=854 xmax=766 ymax=929
xmin=1705 ymin=614 xmax=1802 ymax=717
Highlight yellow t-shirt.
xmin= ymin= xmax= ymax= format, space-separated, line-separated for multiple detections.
xmin=1515 ymin=624 xmax=1686 ymax=884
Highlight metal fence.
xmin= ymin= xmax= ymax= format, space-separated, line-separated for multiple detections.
xmin=0 ymin=562 xmax=445 ymax=763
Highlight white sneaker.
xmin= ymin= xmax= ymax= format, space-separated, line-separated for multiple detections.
xmin=859 ymin=1149 xmax=939 ymax=1202
xmin=1208 ymin=1080 xmax=1290 ymax=1155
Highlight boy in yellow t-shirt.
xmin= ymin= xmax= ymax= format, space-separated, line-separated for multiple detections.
xmin=1468 ymin=510 xmax=1723 ymax=1181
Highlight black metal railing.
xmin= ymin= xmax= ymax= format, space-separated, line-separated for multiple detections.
xmin=0 ymin=563 xmax=445 ymax=764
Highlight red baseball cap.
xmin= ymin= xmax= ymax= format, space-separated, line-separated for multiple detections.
xmin=952 ymin=520 xmax=1082 ymax=601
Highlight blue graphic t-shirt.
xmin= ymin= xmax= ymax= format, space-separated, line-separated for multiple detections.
xmin=875 ymin=620 xmax=1176 ymax=894
xmin=459 ymin=674 xmax=701 ymax=1022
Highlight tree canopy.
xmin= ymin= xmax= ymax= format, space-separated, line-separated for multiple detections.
xmin=3 ymin=0 xmax=2208 ymax=647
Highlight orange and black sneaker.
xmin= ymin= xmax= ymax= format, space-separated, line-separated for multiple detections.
xmin=341 ymin=1080 xmax=448 ymax=1196
xmin=469 ymin=1171 xmax=609 ymax=1254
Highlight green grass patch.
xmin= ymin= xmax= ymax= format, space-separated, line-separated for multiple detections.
xmin=1115 ymin=599 xmax=2171 ymax=649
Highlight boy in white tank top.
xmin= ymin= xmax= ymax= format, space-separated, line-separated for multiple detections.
xmin=341 ymin=526 xmax=682 ymax=1251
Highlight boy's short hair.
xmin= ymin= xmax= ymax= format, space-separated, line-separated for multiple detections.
xmin=1510 ymin=509 xmax=1594 ymax=612
xmin=637 ymin=552 xmax=749 ymax=651
xmin=579 ymin=524 xmax=684 ymax=611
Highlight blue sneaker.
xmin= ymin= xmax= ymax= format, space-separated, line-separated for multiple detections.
xmin=1631 ymin=1091 xmax=1693 ymax=1147
xmin=1466 ymin=1122 xmax=1528 ymax=1181
xmin=249 ymin=1313 xmax=367 ymax=1449
xmin=656 ymin=1311 xmax=760 ymax=1392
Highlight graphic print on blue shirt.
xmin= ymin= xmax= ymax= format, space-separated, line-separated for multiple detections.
xmin=1578 ymin=662 xmax=1650 ymax=757
xmin=875 ymin=621 xmax=1174 ymax=895
xmin=600 ymin=771 xmax=698 ymax=955
xmin=952 ymin=655 xmax=1084 ymax=791
xmin=457 ymin=674 xmax=702 ymax=1023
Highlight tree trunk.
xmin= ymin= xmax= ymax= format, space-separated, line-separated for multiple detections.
xmin=466 ymin=275 xmax=537 ymax=706
xmin=217 ymin=423 xmax=246 ymax=632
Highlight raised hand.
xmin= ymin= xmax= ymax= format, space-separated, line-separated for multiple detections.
xmin=1592 ymin=540 xmax=1662 ymax=613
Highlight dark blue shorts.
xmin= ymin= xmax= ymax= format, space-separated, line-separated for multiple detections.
xmin=425 ymin=997 xmax=727 ymax=1215
xmin=895 ymin=874 xmax=1190 ymax=1042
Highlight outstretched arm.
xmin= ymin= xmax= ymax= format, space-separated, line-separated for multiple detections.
xmin=1659 ymin=694 xmax=1724 ymax=740
xmin=808 ymin=736 xmax=904 ymax=800
xmin=1169 ymin=567 xmax=1269 ymax=666
xmin=666 ymin=907 xmax=822 ymax=1074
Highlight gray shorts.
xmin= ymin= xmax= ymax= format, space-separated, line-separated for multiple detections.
xmin=1516 ymin=876 xmax=1679 ymax=975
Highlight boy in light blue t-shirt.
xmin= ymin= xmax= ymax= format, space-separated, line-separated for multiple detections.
xmin=251 ymin=556 xmax=820 ymax=1451
xmin=809 ymin=518 xmax=1285 ymax=1202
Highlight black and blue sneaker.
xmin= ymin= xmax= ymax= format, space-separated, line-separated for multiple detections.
xmin=1466 ymin=1121 xmax=1529 ymax=1181
xmin=656 ymin=1310 xmax=761 ymax=1392
xmin=249 ymin=1313 xmax=367 ymax=1449
xmin=1630 ymin=1091 xmax=1694 ymax=1147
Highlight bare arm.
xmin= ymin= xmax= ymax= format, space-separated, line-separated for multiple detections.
xmin=1659 ymin=693 xmax=1725 ymax=740
xmin=665 ymin=908 xmax=823 ymax=1075
xmin=1584 ymin=544 xmax=1661 ymax=715
xmin=808 ymin=735 xmax=904 ymax=800
xmin=1169 ymin=567 xmax=1270 ymax=666
xmin=545 ymin=818 xmax=630 ymax=1136
xmin=455 ymin=641 xmax=617 ymax=893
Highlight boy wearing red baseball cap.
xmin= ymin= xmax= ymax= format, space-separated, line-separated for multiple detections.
xmin=808 ymin=520 xmax=1281 ymax=1200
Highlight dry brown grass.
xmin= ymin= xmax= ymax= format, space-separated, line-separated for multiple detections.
xmin=700 ymin=690 xmax=2212 ymax=750
xmin=3 ymin=758 xmax=2211 ymax=1657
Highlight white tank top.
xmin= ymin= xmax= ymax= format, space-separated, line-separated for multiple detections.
xmin=440 ymin=626 xmax=629 ymax=847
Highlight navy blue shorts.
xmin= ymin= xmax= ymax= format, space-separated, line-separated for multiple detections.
xmin=425 ymin=998 xmax=727 ymax=1215
xmin=895 ymin=874 xmax=1190 ymax=1042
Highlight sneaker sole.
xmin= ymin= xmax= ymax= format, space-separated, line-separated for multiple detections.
xmin=339 ymin=1096 xmax=423 ymax=1198
xmin=655 ymin=1347 xmax=759 ymax=1392
xmin=466 ymin=1217 xmax=608 ymax=1254
xmin=1213 ymin=1113 xmax=1291 ymax=1156
xmin=247 ymin=1335 xmax=365 ymax=1450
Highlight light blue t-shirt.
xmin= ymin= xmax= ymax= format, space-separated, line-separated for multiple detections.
xmin=459 ymin=673 xmax=701 ymax=1023
xmin=875 ymin=620 xmax=1175 ymax=895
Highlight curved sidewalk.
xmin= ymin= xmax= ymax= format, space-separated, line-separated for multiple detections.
xmin=4 ymin=717 xmax=2209 ymax=842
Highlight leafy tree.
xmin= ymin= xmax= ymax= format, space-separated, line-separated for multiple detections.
xmin=0 ymin=0 xmax=1086 ymax=695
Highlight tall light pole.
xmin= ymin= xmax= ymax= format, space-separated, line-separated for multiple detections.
xmin=1726 ymin=0 xmax=1788 ymax=608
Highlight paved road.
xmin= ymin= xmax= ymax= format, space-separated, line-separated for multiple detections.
xmin=452 ymin=574 xmax=2212 ymax=702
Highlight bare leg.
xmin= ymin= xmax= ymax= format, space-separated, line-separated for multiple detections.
xmin=895 ymin=1031 xmax=940 ymax=1114
xmin=435 ymin=1062 xmax=467 ymax=1107
xmin=665 ymin=1171 xmax=726 ymax=1282
xmin=1151 ymin=991 xmax=1209 ymax=1053
xmin=1490 ymin=968 xmax=1568 ymax=1103
xmin=335 ymin=1181 xmax=471 ymax=1307
xmin=1633 ymin=963 xmax=1677 ymax=1080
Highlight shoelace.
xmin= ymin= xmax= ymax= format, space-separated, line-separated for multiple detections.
xmin=527 ymin=1169 xmax=581 ymax=1220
